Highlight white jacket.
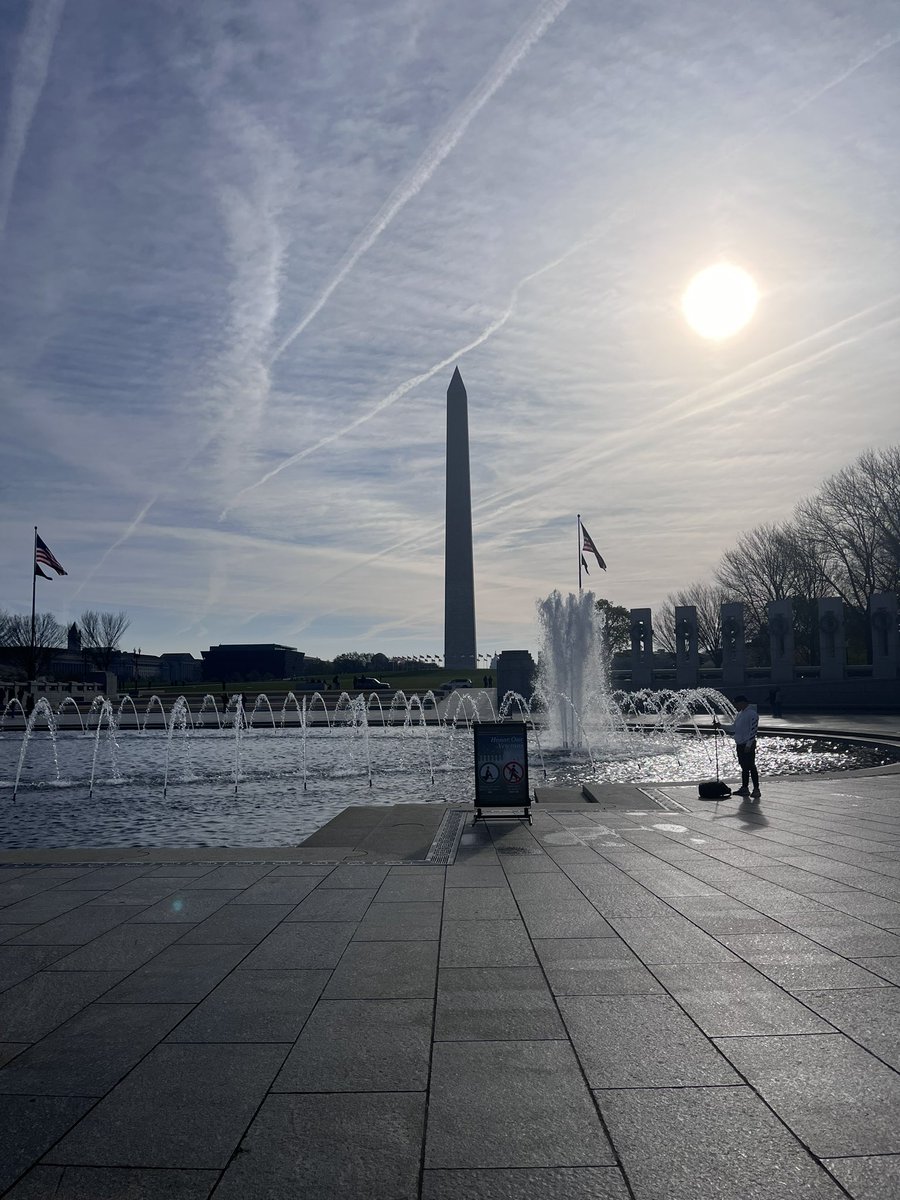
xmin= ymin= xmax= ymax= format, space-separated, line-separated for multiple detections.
xmin=724 ymin=705 xmax=758 ymax=745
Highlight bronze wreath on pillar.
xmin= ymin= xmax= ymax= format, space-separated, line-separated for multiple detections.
xmin=819 ymin=609 xmax=839 ymax=658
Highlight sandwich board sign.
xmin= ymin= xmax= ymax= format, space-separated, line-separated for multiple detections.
xmin=473 ymin=722 xmax=531 ymax=823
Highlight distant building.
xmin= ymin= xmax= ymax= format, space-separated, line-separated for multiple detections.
xmin=159 ymin=653 xmax=203 ymax=685
xmin=110 ymin=650 xmax=163 ymax=690
xmin=201 ymin=643 xmax=305 ymax=682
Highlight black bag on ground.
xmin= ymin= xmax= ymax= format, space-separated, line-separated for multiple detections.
xmin=698 ymin=779 xmax=731 ymax=799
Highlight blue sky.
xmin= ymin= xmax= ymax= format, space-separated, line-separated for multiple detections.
xmin=1 ymin=0 xmax=899 ymax=659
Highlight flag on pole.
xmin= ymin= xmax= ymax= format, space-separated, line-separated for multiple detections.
xmin=581 ymin=554 xmax=590 ymax=576
xmin=580 ymin=523 xmax=606 ymax=570
xmin=35 ymin=533 xmax=67 ymax=578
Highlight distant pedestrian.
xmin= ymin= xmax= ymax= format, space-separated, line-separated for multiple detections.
xmin=332 ymin=674 xmax=340 ymax=689
xmin=768 ymin=686 xmax=782 ymax=718
xmin=720 ymin=695 xmax=760 ymax=799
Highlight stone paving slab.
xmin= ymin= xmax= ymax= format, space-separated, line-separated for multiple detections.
xmin=0 ymin=1097 xmax=94 ymax=1194
xmin=47 ymin=1043 xmax=289 ymax=1168
xmin=425 ymin=1040 xmax=614 ymax=1169
xmin=421 ymin=1167 xmax=631 ymax=1200
xmin=166 ymin=968 xmax=329 ymax=1043
xmin=273 ymin=996 xmax=432 ymax=1091
xmin=4 ymin=1165 xmax=220 ymax=1199
xmin=716 ymin=1033 xmax=900 ymax=1156
xmin=0 ymin=1002 xmax=190 ymax=1096
xmin=434 ymin=966 xmax=564 ymax=1041
xmin=213 ymin=1092 xmax=426 ymax=1200
xmin=822 ymin=1155 xmax=900 ymax=1200
xmin=599 ymin=1085 xmax=847 ymax=1200
xmin=1 ymin=771 xmax=899 ymax=1197
xmin=559 ymin=994 xmax=740 ymax=1087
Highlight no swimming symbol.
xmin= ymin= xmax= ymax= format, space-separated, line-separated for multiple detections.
xmin=502 ymin=761 xmax=523 ymax=783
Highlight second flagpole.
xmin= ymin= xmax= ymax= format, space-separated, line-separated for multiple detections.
xmin=577 ymin=513 xmax=582 ymax=592
xmin=30 ymin=526 xmax=38 ymax=681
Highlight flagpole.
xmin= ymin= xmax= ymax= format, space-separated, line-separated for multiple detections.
xmin=577 ymin=514 xmax=582 ymax=592
xmin=30 ymin=526 xmax=38 ymax=680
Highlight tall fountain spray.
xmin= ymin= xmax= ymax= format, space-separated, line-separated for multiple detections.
xmin=535 ymin=590 xmax=621 ymax=749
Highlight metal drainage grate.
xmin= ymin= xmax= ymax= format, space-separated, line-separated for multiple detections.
xmin=638 ymin=787 xmax=691 ymax=813
xmin=425 ymin=809 xmax=468 ymax=865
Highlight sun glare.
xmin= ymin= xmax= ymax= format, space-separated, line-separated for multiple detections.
xmin=681 ymin=262 xmax=758 ymax=340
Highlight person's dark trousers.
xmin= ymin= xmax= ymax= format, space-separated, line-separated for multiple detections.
xmin=736 ymin=741 xmax=759 ymax=790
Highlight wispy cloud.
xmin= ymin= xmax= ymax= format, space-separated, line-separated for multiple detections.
xmin=271 ymin=0 xmax=572 ymax=360
xmin=2 ymin=1 xmax=899 ymax=656
xmin=0 ymin=0 xmax=65 ymax=240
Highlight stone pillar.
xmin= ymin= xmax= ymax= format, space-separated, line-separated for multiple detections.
xmin=767 ymin=599 xmax=795 ymax=684
xmin=630 ymin=608 xmax=653 ymax=688
xmin=869 ymin=592 xmax=899 ymax=679
xmin=443 ymin=367 xmax=477 ymax=669
xmin=818 ymin=597 xmax=845 ymax=682
xmin=721 ymin=602 xmax=746 ymax=689
xmin=496 ymin=651 xmax=536 ymax=707
xmin=675 ymin=605 xmax=699 ymax=688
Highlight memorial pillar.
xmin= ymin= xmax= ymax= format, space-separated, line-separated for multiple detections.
xmin=630 ymin=607 xmax=653 ymax=688
xmin=721 ymin=602 xmax=746 ymax=689
xmin=675 ymin=605 xmax=699 ymax=688
xmin=869 ymin=592 xmax=899 ymax=679
xmin=817 ymin=597 xmax=845 ymax=682
xmin=767 ymin=598 xmax=795 ymax=684
xmin=495 ymin=651 xmax=536 ymax=706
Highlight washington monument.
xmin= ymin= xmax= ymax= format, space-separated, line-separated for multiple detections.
xmin=444 ymin=367 xmax=477 ymax=669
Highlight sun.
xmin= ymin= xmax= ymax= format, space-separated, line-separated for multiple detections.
xmin=681 ymin=262 xmax=759 ymax=340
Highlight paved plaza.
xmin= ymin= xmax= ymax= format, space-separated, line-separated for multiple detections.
xmin=2 ymin=769 xmax=900 ymax=1197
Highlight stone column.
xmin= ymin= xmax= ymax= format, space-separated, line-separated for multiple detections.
xmin=721 ymin=602 xmax=746 ymax=689
xmin=675 ymin=605 xmax=699 ymax=688
xmin=767 ymin=599 xmax=795 ymax=684
xmin=870 ymin=592 xmax=899 ymax=679
xmin=818 ymin=597 xmax=845 ymax=681
xmin=630 ymin=608 xmax=653 ymax=688
xmin=496 ymin=651 xmax=536 ymax=707
xmin=443 ymin=367 xmax=477 ymax=669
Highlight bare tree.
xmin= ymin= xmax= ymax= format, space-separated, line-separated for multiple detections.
xmin=715 ymin=523 xmax=798 ymax=656
xmin=797 ymin=474 xmax=888 ymax=614
xmin=0 ymin=612 xmax=65 ymax=672
xmin=79 ymin=610 xmax=131 ymax=670
xmin=4 ymin=612 xmax=65 ymax=648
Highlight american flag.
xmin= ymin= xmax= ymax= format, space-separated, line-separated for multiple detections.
xmin=34 ymin=533 xmax=67 ymax=578
xmin=580 ymin=522 xmax=606 ymax=570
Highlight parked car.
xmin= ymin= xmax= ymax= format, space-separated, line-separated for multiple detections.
xmin=357 ymin=676 xmax=391 ymax=690
xmin=445 ymin=677 xmax=472 ymax=689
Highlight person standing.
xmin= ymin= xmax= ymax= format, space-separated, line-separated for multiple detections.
xmin=721 ymin=695 xmax=760 ymax=798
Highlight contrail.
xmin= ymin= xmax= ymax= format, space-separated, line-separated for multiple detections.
xmin=769 ymin=28 xmax=900 ymax=126
xmin=293 ymin=296 xmax=900 ymax=601
xmin=0 ymin=0 xmax=66 ymax=239
xmin=78 ymin=17 xmax=900 ymax=573
xmin=471 ymin=301 xmax=900 ymax=529
xmin=69 ymin=494 xmax=158 ymax=600
xmin=223 ymin=227 xmax=608 ymax=515
xmin=271 ymin=0 xmax=571 ymax=362
xmin=223 ymin=305 xmax=516 ymax=515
